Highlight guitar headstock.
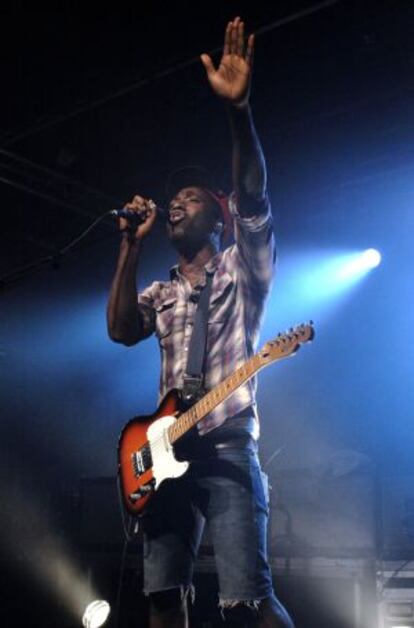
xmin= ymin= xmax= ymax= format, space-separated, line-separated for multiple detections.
xmin=259 ymin=322 xmax=315 ymax=364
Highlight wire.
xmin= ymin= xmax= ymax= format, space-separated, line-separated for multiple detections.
xmin=2 ymin=0 xmax=340 ymax=148
xmin=113 ymin=476 xmax=141 ymax=627
xmin=0 ymin=211 xmax=114 ymax=290
xmin=112 ymin=535 xmax=131 ymax=628
xmin=59 ymin=212 xmax=112 ymax=255
xmin=116 ymin=474 xmax=140 ymax=544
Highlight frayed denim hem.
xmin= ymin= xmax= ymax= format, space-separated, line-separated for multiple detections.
xmin=218 ymin=597 xmax=263 ymax=620
xmin=143 ymin=583 xmax=195 ymax=605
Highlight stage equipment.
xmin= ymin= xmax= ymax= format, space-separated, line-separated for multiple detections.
xmin=362 ymin=248 xmax=381 ymax=269
xmin=78 ymin=475 xmax=379 ymax=627
xmin=268 ymin=452 xmax=377 ymax=558
xmin=378 ymin=561 xmax=414 ymax=628
xmin=82 ymin=600 xmax=110 ymax=628
xmin=380 ymin=476 xmax=414 ymax=559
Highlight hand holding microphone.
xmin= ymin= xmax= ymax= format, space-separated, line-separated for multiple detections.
xmin=112 ymin=195 xmax=159 ymax=241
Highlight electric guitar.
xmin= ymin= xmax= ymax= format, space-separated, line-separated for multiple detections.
xmin=118 ymin=322 xmax=314 ymax=515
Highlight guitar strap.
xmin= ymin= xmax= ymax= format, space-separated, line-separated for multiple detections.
xmin=182 ymin=271 xmax=214 ymax=406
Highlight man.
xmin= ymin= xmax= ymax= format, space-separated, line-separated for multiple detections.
xmin=107 ymin=17 xmax=294 ymax=628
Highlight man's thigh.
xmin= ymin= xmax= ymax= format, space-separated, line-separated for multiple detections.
xmin=142 ymin=476 xmax=204 ymax=595
xmin=196 ymin=449 xmax=274 ymax=603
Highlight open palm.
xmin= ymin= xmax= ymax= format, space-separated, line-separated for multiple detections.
xmin=201 ymin=17 xmax=254 ymax=107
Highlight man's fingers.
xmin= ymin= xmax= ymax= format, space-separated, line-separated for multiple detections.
xmin=125 ymin=195 xmax=150 ymax=211
xmin=224 ymin=21 xmax=231 ymax=55
xmin=200 ymin=53 xmax=216 ymax=77
xmin=230 ymin=16 xmax=239 ymax=55
xmin=132 ymin=195 xmax=146 ymax=207
xmin=246 ymin=33 xmax=254 ymax=67
xmin=237 ymin=20 xmax=244 ymax=56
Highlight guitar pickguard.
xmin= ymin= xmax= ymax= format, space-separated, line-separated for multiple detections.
xmin=147 ymin=415 xmax=189 ymax=489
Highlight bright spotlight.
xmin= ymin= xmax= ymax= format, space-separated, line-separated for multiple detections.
xmin=361 ymin=248 xmax=381 ymax=269
xmin=82 ymin=600 xmax=110 ymax=628
xmin=335 ymin=248 xmax=382 ymax=281
xmin=262 ymin=246 xmax=383 ymax=338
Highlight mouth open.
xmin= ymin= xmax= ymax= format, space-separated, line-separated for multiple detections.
xmin=169 ymin=209 xmax=186 ymax=225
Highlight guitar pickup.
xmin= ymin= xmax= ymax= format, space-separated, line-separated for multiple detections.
xmin=132 ymin=445 xmax=152 ymax=477
xmin=132 ymin=450 xmax=145 ymax=476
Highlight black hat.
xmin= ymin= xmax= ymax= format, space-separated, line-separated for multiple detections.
xmin=165 ymin=165 xmax=216 ymax=200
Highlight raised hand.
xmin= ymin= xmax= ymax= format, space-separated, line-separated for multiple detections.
xmin=200 ymin=17 xmax=254 ymax=108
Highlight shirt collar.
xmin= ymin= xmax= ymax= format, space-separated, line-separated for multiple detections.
xmin=169 ymin=251 xmax=223 ymax=282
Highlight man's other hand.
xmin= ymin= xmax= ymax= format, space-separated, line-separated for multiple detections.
xmin=200 ymin=16 xmax=254 ymax=108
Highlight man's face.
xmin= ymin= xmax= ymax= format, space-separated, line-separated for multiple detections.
xmin=166 ymin=186 xmax=219 ymax=250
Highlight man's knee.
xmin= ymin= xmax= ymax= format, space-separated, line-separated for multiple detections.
xmin=219 ymin=599 xmax=260 ymax=624
xmin=149 ymin=588 xmax=187 ymax=616
xmin=219 ymin=595 xmax=295 ymax=628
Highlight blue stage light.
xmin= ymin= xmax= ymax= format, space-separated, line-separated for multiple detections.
xmin=335 ymin=248 xmax=381 ymax=281
xmin=262 ymin=247 xmax=383 ymax=334
xmin=361 ymin=248 xmax=381 ymax=269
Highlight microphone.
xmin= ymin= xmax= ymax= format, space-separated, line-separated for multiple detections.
xmin=109 ymin=206 xmax=168 ymax=223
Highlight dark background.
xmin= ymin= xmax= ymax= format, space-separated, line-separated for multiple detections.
xmin=1 ymin=1 xmax=413 ymax=626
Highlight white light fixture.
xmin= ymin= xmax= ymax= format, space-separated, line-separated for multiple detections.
xmin=82 ymin=600 xmax=110 ymax=628
xmin=361 ymin=248 xmax=381 ymax=269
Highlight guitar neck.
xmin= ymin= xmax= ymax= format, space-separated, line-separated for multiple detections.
xmin=168 ymin=353 xmax=262 ymax=445
xmin=167 ymin=322 xmax=314 ymax=445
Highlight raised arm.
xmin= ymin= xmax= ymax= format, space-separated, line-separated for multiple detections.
xmin=107 ymin=195 xmax=157 ymax=345
xmin=201 ymin=17 xmax=267 ymax=213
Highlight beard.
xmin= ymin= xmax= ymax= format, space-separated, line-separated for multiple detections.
xmin=167 ymin=212 xmax=216 ymax=256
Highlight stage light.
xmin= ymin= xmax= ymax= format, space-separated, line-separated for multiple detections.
xmin=82 ymin=600 xmax=110 ymax=628
xmin=335 ymin=248 xmax=382 ymax=281
xmin=262 ymin=246 xmax=383 ymax=333
xmin=361 ymin=248 xmax=381 ymax=269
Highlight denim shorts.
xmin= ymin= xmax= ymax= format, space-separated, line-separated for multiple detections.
xmin=141 ymin=446 xmax=274 ymax=604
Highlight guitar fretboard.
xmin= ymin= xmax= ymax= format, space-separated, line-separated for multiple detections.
xmin=166 ymin=323 xmax=313 ymax=445
xmin=167 ymin=353 xmax=263 ymax=444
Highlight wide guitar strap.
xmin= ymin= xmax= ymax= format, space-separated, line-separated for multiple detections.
xmin=182 ymin=271 xmax=214 ymax=406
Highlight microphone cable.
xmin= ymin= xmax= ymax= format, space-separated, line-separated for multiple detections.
xmin=0 ymin=208 xmax=162 ymax=290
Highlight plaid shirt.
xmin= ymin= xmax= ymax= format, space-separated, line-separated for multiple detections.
xmin=137 ymin=195 xmax=276 ymax=437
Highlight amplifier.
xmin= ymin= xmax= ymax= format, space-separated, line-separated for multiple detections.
xmin=268 ymin=459 xmax=377 ymax=557
xmin=380 ymin=475 xmax=414 ymax=559
xmin=378 ymin=561 xmax=414 ymax=628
